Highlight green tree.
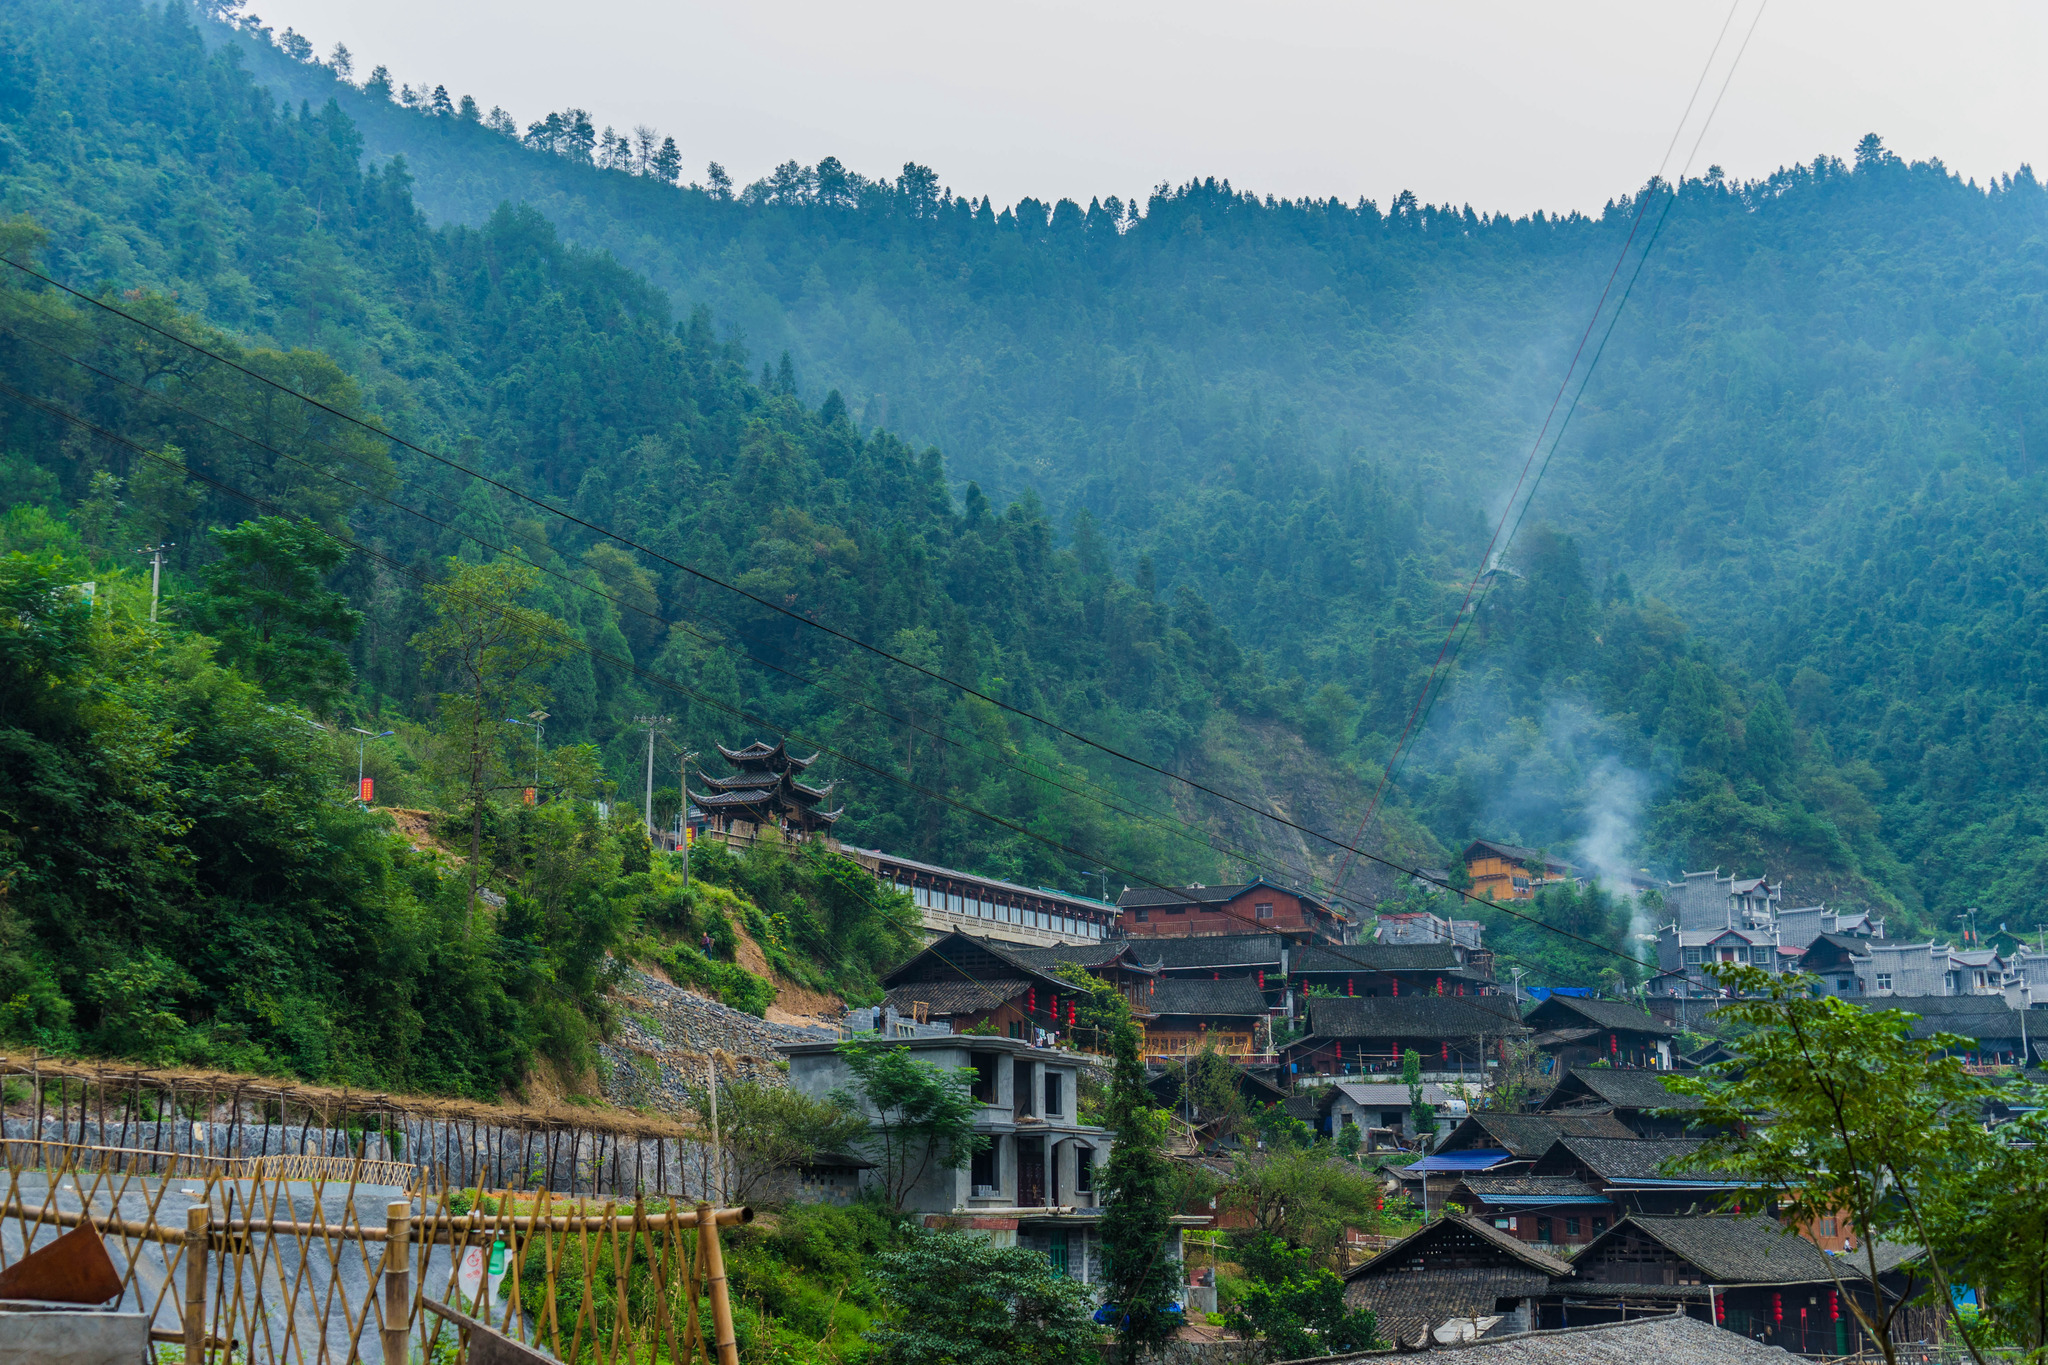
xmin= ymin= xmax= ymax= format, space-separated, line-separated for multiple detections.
xmin=831 ymin=1041 xmax=984 ymax=1210
xmin=1091 ymin=974 xmax=1184 ymax=1360
xmin=695 ymin=1078 xmax=871 ymax=1208
xmin=1220 ymin=1147 xmax=1384 ymax=1271
xmin=1665 ymin=965 xmax=1994 ymax=1365
xmin=189 ymin=515 xmax=360 ymax=707
xmin=1401 ymin=1049 xmax=1436 ymax=1140
xmin=1221 ymin=1237 xmax=1382 ymax=1358
xmin=411 ymin=559 xmax=574 ymax=918
xmin=865 ymin=1229 xmax=1100 ymax=1365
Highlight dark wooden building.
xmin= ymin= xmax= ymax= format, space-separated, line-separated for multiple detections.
xmin=1138 ymin=976 xmax=1273 ymax=1061
xmin=1546 ymin=1214 xmax=1938 ymax=1354
xmin=1115 ymin=876 xmax=1346 ymax=942
xmin=1342 ymin=1211 xmax=1573 ymax=1346
xmin=1445 ymin=1174 xmax=1618 ymax=1252
xmin=1528 ymin=1136 xmax=1738 ymax=1217
xmin=1522 ymin=995 xmax=1681 ymax=1070
xmin=1289 ymin=941 xmax=1498 ymax=1001
xmin=1394 ymin=1112 xmax=1634 ymax=1210
xmin=1280 ymin=994 xmax=1524 ymax=1080
xmin=689 ymin=739 xmax=843 ymax=841
xmin=1536 ymin=1066 xmax=1707 ymax=1138
xmin=880 ymin=932 xmax=1095 ymax=1041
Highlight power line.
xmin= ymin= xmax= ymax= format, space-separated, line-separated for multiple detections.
xmin=0 ymin=253 xmax=1417 ymax=881
xmin=1330 ymin=0 xmax=1767 ymax=895
xmin=0 ymin=375 xmax=1647 ymax=971
xmin=0 ymin=317 xmax=1321 ymax=895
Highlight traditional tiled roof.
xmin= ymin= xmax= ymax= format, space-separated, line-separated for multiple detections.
xmin=1005 ymin=941 xmax=1155 ymax=974
xmin=881 ymin=932 xmax=1072 ymax=993
xmin=1141 ymin=977 xmax=1270 ymax=1019
xmin=1465 ymin=839 xmax=1577 ymax=874
xmin=716 ymin=738 xmax=816 ymax=771
xmin=1322 ymin=1081 xmax=1458 ymax=1110
xmin=1581 ymin=1215 xmax=1839 ymax=1285
xmin=1348 ymin=1211 xmax=1575 ymax=1282
xmin=1523 ymin=996 xmax=1679 ymax=1037
xmin=1539 ymin=1137 xmax=1713 ymax=1182
xmin=1441 ymin=1113 xmax=1636 ymax=1158
xmin=882 ymin=978 xmax=1032 ymax=1016
xmin=1304 ymin=994 xmax=1523 ymax=1040
xmin=1293 ymin=942 xmax=1469 ymax=973
xmin=1118 ymin=883 xmax=1254 ymax=908
xmin=1131 ymin=934 xmax=1286 ymax=970
xmin=1539 ymin=1067 xmax=1706 ymax=1113
xmin=1454 ymin=1174 xmax=1608 ymax=1205
xmin=1386 ymin=1314 xmax=1802 ymax=1361
xmin=1346 ymin=1266 xmax=1560 ymax=1348
xmin=1877 ymin=995 xmax=2026 ymax=1041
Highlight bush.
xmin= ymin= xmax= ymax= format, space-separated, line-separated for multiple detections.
xmin=865 ymin=1229 xmax=1099 ymax=1365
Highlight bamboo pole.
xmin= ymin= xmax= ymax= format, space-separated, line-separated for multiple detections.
xmin=184 ymin=1203 xmax=210 ymax=1363
xmin=698 ymin=1199 xmax=739 ymax=1365
xmin=383 ymin=1199 xmax=411 ymax=1365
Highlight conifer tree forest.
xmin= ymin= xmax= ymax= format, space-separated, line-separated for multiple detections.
xmin=2 ymin=0 xmax=2046 ymax=1088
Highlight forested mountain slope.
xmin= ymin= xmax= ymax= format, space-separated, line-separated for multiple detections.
xmin=219 ymin=15 xmax=2048 ymax=935
xmin=1 ymin=0 xmax=2037 ymax=958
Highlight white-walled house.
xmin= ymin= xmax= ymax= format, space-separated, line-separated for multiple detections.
xmin=781 ymin=1034 xmax=1164 ymax=1284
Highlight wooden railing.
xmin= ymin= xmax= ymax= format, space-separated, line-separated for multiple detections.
xmin=0 ymin=1142 xmax=747 ymax=1363
xmin=0 ymin=1137 xmax=420 ymax=1190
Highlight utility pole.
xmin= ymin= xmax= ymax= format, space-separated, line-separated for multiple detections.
xmin=633 ymin=715 xmax=670 ymax=841
xmin=137 ymin=543 xmax=172 ymax=622
xmin=348 ymin=727 xmax=394 ymax=805
xmin=677 ymin=749 xmax=699 ymax=878
xmin=528 ymin=709 xmax=548 ymax=786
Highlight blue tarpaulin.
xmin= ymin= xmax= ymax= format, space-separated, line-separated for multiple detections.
xmin=1403 ymin=1149 xmax=1512 ymax=1172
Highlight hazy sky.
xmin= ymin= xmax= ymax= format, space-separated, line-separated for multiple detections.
xmin=246 ymin=1 xmax=2048 ymax=214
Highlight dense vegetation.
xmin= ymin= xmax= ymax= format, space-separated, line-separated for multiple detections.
xmin=3 ymin=0 xmax=2043 ymax=1020
xmin=223 ymin=11 xmax=2048 ymax=942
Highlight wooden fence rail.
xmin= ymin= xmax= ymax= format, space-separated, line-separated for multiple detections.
xmin=0 ymin=1142 xmax=747 ymax=1363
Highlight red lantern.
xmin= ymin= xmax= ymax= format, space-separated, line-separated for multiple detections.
xmin=1435 ymin=976 xmax=1444 ymax=995
xmin=1828 ymin=1291 xmax=1839 ymax=1321
xmin=1028 ymin=987 xmax=1036 ymax=1012
xmin=1611 ymin=1034 xmax=1619 ymax=1055
xmin=1391 ymin=980 xmax=1399 ymax=997
xmin=1441 ymin=1043 xmax=1448 ymax=1063
xmin=1213 ymin=971 xmax=1219 ymax=980
xmin=1346 ymin=977 xmax=1355 ymax=997
xmin=1714 ymin=1295 xmax=1727 ymax=1324
xmin=1067 ymin=1000 xmax=1076 ymax=1027
xmin=360 ymin=778 xmax=375 ymax=803
xmin=1772 ymin=1292 xmax=1783 ymax=1326
xmin=1257 ymin=969 xmax=1265 ymax=990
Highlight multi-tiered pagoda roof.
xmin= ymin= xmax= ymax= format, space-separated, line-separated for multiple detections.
xmin=690 ymin=738 xmax=842 ymax=837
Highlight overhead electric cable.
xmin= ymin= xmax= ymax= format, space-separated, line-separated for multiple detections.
xmin=0 ymin=256 xmax=1481 ymax=881
xmin=0 ymin=319 xmax=1330 ymax=893
xmin=0 ymin=376 xmax=1647 ymax=969
xmin=1330 ymin=0 xmax=1768 ymax=896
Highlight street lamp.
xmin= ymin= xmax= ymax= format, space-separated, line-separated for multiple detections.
xmin=348 ymin=727 xmax=394 ymax=805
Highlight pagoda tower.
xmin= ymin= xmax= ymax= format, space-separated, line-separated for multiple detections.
xmin=689 ymin=738 xmax=843 ymax=843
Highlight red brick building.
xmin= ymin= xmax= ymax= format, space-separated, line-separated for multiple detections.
xmin=1115 ymin=876 xmax=1346 ymax=942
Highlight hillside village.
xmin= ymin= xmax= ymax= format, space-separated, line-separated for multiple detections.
xmin=525 ymin=775 xmax=2044 ymax=1359
xmin=7 ymin=2 xmax=2048 ymax=1360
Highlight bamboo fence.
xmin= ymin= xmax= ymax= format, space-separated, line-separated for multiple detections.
xmin=0 ymin=1054 xmax=707 ymax=1201
xmin=0 ymin=1140 xmax=747 ymax=1363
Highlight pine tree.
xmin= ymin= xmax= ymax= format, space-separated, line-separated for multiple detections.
xmin=652 ymin=137 xmax=681 ymax=185
xmin=1096 ymin=985 xmax=1183 ymax=1361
